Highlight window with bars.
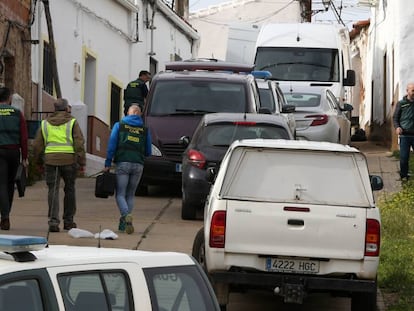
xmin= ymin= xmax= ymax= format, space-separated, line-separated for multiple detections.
xmin=43 ymin=41 xmax=53 ymax=94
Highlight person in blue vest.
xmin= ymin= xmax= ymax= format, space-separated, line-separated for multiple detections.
xmin=104 ymin=104 xmax=151 ymax=234
xmin=123 ymin=70 xmax=151 ymax=115
xmin=33 ymin=98 xmax=86 ymax=232
xmin=0 ymin=87 xmax=28 ymax=230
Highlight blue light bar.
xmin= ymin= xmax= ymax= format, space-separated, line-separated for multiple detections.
xmin=0 ymin=235 xmax=47 ymax=253
xmin=251 ymin=70 xmax=272 ymax=79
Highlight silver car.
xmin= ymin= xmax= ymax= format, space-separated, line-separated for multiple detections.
xmin=281 ymin=86 xmax=353 ymax=144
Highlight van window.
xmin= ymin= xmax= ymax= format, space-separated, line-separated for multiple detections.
xmin=221 ymin=148 xmax=371 ymax=207
xmin=144 ymin=265 xmax=216 ymax=311
xmin=255 ymin=47 xmax=340 ymax=82
xmin=149 ymin=81 xmax=247 ymax=115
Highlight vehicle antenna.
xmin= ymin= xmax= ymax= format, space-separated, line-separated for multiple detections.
xmin=98 ymin=225 xmax=101 ymax=248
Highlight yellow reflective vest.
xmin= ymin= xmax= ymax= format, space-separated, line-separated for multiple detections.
xmin=41 ymin=119 xmax=76 ymax=154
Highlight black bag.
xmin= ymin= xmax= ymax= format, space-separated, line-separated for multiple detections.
xmin=95 ymin=172 xmax=116 ymax=198
xmin=15 ymin=163 xmax=26 ymax=197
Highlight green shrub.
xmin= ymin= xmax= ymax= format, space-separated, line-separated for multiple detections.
xmin=377 ymin=153 xmax=414 ymax=309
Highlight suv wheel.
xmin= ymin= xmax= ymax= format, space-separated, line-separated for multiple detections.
xmin=181 ymin=198 xmax=197 ymax=220
xmin=351 ymin=290 xmax=377 ymax=311
xmin=192 ymin=227 xmax=206 ymax=271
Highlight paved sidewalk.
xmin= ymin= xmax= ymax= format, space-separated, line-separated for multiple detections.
xmin=351 ymin=141 xmax=401 ymax=198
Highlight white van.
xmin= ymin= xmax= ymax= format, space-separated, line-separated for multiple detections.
xmin=254 ymin=23 xmax=355 ymax=105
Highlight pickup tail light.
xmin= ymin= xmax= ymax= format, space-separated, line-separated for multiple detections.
xmin=210 ymin=211 xmax=226 ymax=248
xmin=187 ymin=149 xmax=206 ymax=169
xmin=306 ymin=114 xmax=328 ymax=126
xmin=365 ymin=219 xmax=380 ymax=257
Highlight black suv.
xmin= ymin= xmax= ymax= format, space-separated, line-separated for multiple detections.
xmin=140 ymin=61 xmax=262 ymax=193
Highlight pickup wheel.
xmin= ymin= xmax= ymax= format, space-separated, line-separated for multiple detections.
xmin=181 ymin=198 xmax=197 ymax=220
xmin=351 ymin=290 xmax=377 ymax=311
xmin=192 ymin=227 xmax=206 ymax=271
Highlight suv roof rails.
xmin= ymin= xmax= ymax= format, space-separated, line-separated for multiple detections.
xmin=165 ymin=61 xmax=254 ymax=73
xmin=0 ymin=235 xmax=47 ymax=262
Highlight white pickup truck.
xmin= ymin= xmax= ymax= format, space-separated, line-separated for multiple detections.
xmin=192 ymin=139 xmax=383 ymax=311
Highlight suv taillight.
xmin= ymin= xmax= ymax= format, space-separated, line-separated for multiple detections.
xmin=209 ymin=211 xmax=226 ymax=248
xmin=306 ymin=114 xmax=328 ymax=126
xmin=187 ymin=149 xmax=206 ymax=169
xmin=365 ymin=219 xmax=380 ymax=256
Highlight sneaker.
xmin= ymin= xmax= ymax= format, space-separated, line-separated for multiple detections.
xmin=0 ymin=218 xmax=10 ymax=230
xmin=64 ymin=222 xmax=77 ymax=230
xmin=118 ymin=217 xmax=126 ymax=232
xmin=125 ymin=214 xmax=134 ymax=234
xmin=49 ymin=225 xmax=60 ymax=232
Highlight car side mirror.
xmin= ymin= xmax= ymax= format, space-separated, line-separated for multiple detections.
xmin=344 ymin=69 xmax=356 ymax=86
xmin=370 ymin=175 xmax=384 ymax=191
xmin=179 ymin=136 xmax=190 ymax=147
xmin=342 ymin=103 xmax=353 ymax=112
xmin=282 ymin=104 xmax=295 ymax=113
xmin=206 ymin=166 xmax=218 ymax=184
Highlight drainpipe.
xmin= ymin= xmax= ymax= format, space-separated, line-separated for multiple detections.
xmin=37 ymin=0 xmax=43 ymax=117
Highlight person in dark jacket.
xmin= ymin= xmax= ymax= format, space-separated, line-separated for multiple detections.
xmin=33 ymin=98 xmax=86 ymax=232
xmin=104 ymin=104 xmax=151 ymax=234
xmin=393 ymin=82 xmax=414 ymax=181
xmin=123 ymin=70 xmax=151 ymax=115
xmin=0 ymin=87 xmax=28 ymax=230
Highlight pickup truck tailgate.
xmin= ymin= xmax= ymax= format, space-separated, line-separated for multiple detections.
xmin=225 ymin=201 xmax=367 ymax=260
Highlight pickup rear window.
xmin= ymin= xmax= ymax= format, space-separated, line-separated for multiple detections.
xmin=220 ymin=147 xmax=373 ymax=207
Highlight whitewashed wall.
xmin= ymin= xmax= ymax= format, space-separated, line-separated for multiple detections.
xmin=189 ymin=0 xmax=300 ymax=60
xmin=361 ymin=0 xmax=413 ymax=129
xmin=31 ymin=0 xmax=199 ymax=125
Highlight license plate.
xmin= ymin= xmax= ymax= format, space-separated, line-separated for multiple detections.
xmin=175 ymin=163 xmax=182 ymax=172
xmin=265 ymin=258 xmax=319 ymax=274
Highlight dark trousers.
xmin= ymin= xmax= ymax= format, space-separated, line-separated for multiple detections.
xmin=45 ymin=164 xmax=77 ymax=226
xmin=399 ymin=135 xmax=414 ymax=178
xmin=0 ymin=149 xmax=20 ymax=219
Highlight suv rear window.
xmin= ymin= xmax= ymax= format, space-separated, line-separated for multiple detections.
xmin=144 ymin=265 xmax=216 ymax=311
xmin=200 ymin=123 xmax=290 ymax=146
xmin=149 ymin=81 xmax=247 ymax=115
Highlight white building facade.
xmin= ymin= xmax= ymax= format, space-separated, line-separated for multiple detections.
xmin=30 ymin=0 xmax=199 ymax=172
xmin=189 ymin=0 xmax=301 ymax=61
xmin=352 ymin=0 xmax=413 ymax=149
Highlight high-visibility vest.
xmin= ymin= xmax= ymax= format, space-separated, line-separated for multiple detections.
xmin=41 ymin=119 xmax=76 ymax=154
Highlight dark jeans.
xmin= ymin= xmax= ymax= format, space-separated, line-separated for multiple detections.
xmin=0 ymin=149 xmax=20 ymax=219
xmin=399 ymin=135 xmax=414 ymax=178
xmin=45 ymin=164 xmax=77 ymax=226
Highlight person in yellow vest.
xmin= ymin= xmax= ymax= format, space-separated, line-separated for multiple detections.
xmin=33 ymin=98 xmax=86 ymax=232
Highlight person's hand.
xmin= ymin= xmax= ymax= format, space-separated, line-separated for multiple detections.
xmin=396 ymin=127 xmax=403 ymax=135
xmin=22 ymin=158 xmax=29 ymax=168
xmin=103 ymin=167 xmax=110 ymax=172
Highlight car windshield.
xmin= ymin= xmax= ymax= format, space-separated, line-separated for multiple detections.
xmin=149 ymin=81 xmax=247 ymax=115
xmin=201 ymin=123 xmax=290 ymax=147
xmin=254 ymin=47 xmax=340 ymax=82
xmin=283 ymin=93 xmax=321 ymax=107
